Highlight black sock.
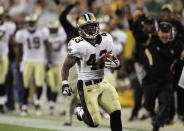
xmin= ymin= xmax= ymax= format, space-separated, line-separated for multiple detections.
xmin=52 ymin=92 xmax=57 ymax=102
xmin=23 ymin=88 xmax=29 ymax=105
xmin=36 ymin=86 xmax=43 ymax=100
xmin=0 ymin=84 xmax=6 ymax=96
xmin=46 ymin=86 xmax=52 ymax=101
xmin=110 ymin=110 xmax=122 ymax=131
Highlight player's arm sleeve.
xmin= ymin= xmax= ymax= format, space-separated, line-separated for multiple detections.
xmin=42 ymin=27 xmax=50 ymax=41
xmin=67 ymin=39 xmax=82 ymax=59
xmin=15 ymin=30 xmax=23 ymax=44
xmin=7 ymin=22 xmax=16 ymax=35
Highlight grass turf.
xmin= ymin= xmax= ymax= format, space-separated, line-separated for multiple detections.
xmin=0 ymin=123 xmax=59 ymax=131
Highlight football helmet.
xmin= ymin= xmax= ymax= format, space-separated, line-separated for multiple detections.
xmin=77 ymin=12 xmax=99 ymax=39
xmin=48 ymin=21 xmax=60 ymax=35
xmin=25 ymin=14 xmax=38 ymax=32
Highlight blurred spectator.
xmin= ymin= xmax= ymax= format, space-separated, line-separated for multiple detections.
xmin=130 ymin=0 xmax=148 ymax=13
xmin=145 ymin=0 xmax=163 ymax=13
xmin=0 ymin=0 xmax=10 ymax=9
xmin=9 ymin=0 xmax=27 ymax=17
xmin=169 ymin=0 xmax=184 ymax=24
xmin=171 ymin=0 xmax=183 ymax=14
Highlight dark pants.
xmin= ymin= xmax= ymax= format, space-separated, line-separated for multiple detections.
xmin=15 ymin=71 xmax=24 ymax=105
xmin=176 ymin=85 xmax=184 ymax=116
xmin=5 ymin=61 xmax=16 ymax=110
xmin=142 ymin=75 xmax=173 ymax=127
xmin=131 ymin=77 xmax=142 ymax=117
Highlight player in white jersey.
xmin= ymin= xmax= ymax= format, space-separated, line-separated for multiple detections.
xmin=46 ymin=21 xmax=67 ymax=115
xmin=61 ymin=13 xmax=123 ymax=131
xmin=0 ymin=6 xmax=16 ymax=113
xmin=15 ymin=14 xmax=50 ymax=116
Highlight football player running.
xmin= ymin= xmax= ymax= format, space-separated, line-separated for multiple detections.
xmin=46 ymin=21 xmax=67 ymax=115
xmin=0 ymin=6 xmax=16 ymax=113
xmin=61 ymin=12 xmax=122 ymax=131
xmin=15 ymin=14 xmax=50 ymax=116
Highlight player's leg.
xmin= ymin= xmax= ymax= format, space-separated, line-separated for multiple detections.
xmin=142 ymin=77 xmax=157 ymax=119
xmin=64 ymin=65 xmax=79 ymax=126
xmin=152 ymin=82 xmax=173 ymax=131
xmin=129 ymin=76 xmax=142 ymax=121
xmin=34 ymin=62 xmax=45 ymax=115
xmin=103 ymin=71 xmax=117 ymax=118
xmin=21 ymin=62 xmax=34 ymax=115
xmin=47 ymin=66 xmax=56 ymax=115
xmin=0 ymin=55 xmax=9 ymax=113
xmin=76 ymin=80 xmax=101 ymax=127
xmin=98 ymin=80 xmax=122 ymax=131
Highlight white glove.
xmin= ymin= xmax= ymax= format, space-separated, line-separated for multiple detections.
xmin=61 ymin=81 xmax=73 ymax=96
xmin=104 ymin=57 xmax=120 ymax=69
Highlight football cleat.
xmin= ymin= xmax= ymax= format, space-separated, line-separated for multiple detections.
xmin=49 ymin=106 xmax=54 ymax=116
xmin=35 ymin=104 xmax=42 ymax=116
xmin=75 ymin=104 xmax=83 ymax=121
xmin=20 ymin=105 xmax=28 ymax=116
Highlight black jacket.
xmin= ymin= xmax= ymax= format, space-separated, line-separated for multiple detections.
xmin=140 ymin=34 xmax=184 ymax=80
xmin=128 ymin=17 xmax=146 ymax=64
xmin=59 ymin=4 xmax=79 ymax=43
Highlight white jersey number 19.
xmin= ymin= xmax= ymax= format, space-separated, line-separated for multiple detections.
xmin=27 ymin=37 xmax=40 ymax=50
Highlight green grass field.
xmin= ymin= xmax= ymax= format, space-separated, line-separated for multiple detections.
xmin=0 ymin=96 xmax=183 ymax=131
xmin=0 ymin=123 xmax=59 ymax=131
xmin=1 ymin=113 xmax=183 ymax=131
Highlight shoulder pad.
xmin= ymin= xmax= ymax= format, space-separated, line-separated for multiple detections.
xmin=100 ymin=32 xmax=110 ymax=37
xmin=71 ymin=36 xmax=84 ymax=44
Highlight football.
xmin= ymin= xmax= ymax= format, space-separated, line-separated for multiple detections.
xmin=103 ymin=54 xmax=113 ymax=62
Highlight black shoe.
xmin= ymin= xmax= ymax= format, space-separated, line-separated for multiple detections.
xmin=152 ymin=125 xmax=160 ymax=131
xmin=0 ymin=105 xmax=5 ymax=114
xmin=128 ymin=115 xmax=138 ymax=121
xmin=164 ymin=119 xmax=173 ymax=125
xmin=64 ymin=122 xmax=71 ymax=126
xmin=140 ymin=114 xmax=149 ymax=120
